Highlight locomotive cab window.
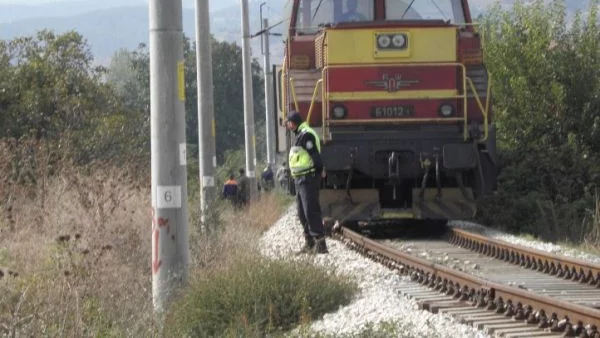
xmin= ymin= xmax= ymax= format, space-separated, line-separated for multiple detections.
xmin=295 ymin=0 xmax=374 ymax=35
xmin=385 ymin=0 xmax=466 ymax=24
xmin=337 ymin=0 xmax=372 ymax=23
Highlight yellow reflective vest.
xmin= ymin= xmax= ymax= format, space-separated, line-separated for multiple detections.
xmin=288 ymin=122 xmax=321 ymax=178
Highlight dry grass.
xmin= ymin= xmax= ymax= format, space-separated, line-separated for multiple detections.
xmin=0 ymin=138 xmax=154 ymax=336
xmin=0 ymin=162 xmax=157 ymax=336
xmin=582 ymin=194 xmax=600 ymax=254
xmin=0 ymin=139 xmax=293 ymax=337
xmin=188 ymin=190 xmax=292 ymax=274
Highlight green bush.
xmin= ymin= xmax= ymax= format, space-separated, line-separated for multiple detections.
xmin=166 ymin=255 xmax=357 ymax=337
xmin=478 ymin=0 xmax=600 ymax=243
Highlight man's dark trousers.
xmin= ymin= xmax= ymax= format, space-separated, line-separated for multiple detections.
xmin=295 ymin=174 xmax=325 ymax=237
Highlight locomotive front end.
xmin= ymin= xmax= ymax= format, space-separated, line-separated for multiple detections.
xmin=279 ymin=0 xmax=497 ymax=228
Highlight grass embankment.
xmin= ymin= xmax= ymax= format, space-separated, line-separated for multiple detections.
xmin=168 ymin=188 xmax=357 ymax=337
xmin=167 ymin=257 xmax=356 ymax=337
xmin=0 ymin=162 xmax=357 ymax=337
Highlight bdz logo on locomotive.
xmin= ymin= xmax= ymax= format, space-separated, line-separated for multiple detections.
xmin=365 ymin=74 xmax=420 ymax=93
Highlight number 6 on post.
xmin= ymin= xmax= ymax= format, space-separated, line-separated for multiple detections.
xmin=156 ymin=186 xmax=182 ymax=209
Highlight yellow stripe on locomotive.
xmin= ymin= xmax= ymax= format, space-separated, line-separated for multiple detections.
xmin=322 ymin=28 xmax=457 ymax=64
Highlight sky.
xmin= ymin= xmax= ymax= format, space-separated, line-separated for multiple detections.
xmin=0 ymin=0 xmax=494 ymax=6
xmin=0 ymin=0 xmax=206 ymax=9
xmin=0 ymin=0 xmax=144 ymax=3
xmin=0 ymin=0 xmax=84 ymax=3
xmin=0 ymin=0 xmax=219 ymax=3
xmin=0 ymin=0 xmax=215 ymax=8
xmin=0 ymin=0 xmax=104 ymax=3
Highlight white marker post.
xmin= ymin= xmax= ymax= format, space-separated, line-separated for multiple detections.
xmin=195 ymin=0 xmax=217 ymax=230
xmin=149 ymin=0 xmax=189 ymax=312
xmin=240 ymin=0 xmax=258 ymax=198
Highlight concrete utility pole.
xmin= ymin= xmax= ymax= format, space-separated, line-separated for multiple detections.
xmin=195 ymin=0 xmax=217 ymax=229
xmin=149 ymin=0 xmax=189 ymax=312
xmin=240 ymin=0 xmax=258 ymax=198
xmin=262 ymin=18 xmax=275 ymax=167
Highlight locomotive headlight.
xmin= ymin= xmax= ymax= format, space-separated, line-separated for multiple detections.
xmin=332 ymin=105 xmax=347 ymax=119
xmin=377 ymin=35 xmax=392 ymax=49
xmin=439 ymin=104 xmax=455 ymax=117
xmin=391 ymin=34 xmax=406 ymax=48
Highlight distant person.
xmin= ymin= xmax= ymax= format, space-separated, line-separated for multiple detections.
xmin=261 ymin=164 xmax=275 ymax=191
xmin=276 ymin=162 xmax=289 ymax=191
xmin=237 ymin=168 xmax=250 ymax=207
xmin=222 ymin=174 xmax=238 ymax=206
xmin=339 ymin=0 xmax=367 ymax=22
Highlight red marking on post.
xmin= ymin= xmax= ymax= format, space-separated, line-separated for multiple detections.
xmin=157 ymin=218 xmax=170 ymax=233
xmin=152 ymin=228 xmax=162 ymax=274
xmin=151 ymin=208 xmax=171 ymax=233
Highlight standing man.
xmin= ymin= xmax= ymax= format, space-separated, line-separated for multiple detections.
xmin=285 ymin=111 xmax=328 ymax=254
xmin=261 ymin=164 xmax=274 ymax=191
xmin=222 ymin=174 xmax=238 ymax=207
xmin=237 ymin=168 xmax=250 ymax=208
xmin=276 ymin=162 xmax=288 ymax=191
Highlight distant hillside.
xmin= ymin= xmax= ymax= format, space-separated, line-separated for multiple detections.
xmin=0 ymin=0 xmax=592 ymax=65
xmin=0 ymin=1 xmax=287 ymax=65
xmin=0 ymin=0 xmax=243 ymax=23
xmin=0 ymin=0 xmax=144 ymax=23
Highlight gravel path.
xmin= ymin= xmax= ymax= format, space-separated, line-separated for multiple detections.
xmin=260 ymin=208 xmax=600 ymax=337
xmin=260 ymin=207 xmax=489 ymax=337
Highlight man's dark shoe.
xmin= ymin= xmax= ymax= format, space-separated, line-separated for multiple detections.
xmin=296 ymin=236 xmax=315 ymax=254
xmin=315 ymin=237 xmax=328 ymax=254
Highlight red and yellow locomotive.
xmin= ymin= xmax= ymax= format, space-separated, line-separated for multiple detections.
xmin=275 ymin=0 xmax=496 ymax=227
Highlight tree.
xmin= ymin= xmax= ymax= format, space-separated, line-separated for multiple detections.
xmin=0 ymin=31 xmax=134 ymax=162
xmin=107 ymin=47 xmax=148 ymax=113
xmin=105 ymin=45 xmax=151 ymax=162
xmin=184 ymin=37 xmax=265 ymax=162
xmin=3 ymin=31 xmax=103 ymax=139
xmin=0 ymin=40 xmax=16 ymax=135
xmin=0 ymin=30 xmax=155 ymax=167
xmin=116 ymin=36 xmax=266 ymax=164
xmin=479 ymin=0 xmax=600 ymax=241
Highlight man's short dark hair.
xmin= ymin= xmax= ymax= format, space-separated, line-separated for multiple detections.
xmin=286 ymin=111 xmax=303 ymax=125
xmin=239 ymin=168 xmax=245 ymax=175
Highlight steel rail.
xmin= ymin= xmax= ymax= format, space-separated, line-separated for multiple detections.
xmin=340 ymin=227 xmax=600 ymax=336
xmin=449 ymin=228 xmax=600 ymax=286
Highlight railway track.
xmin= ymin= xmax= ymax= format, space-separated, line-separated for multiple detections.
xmin=338 ymin=226 xmax=600 ymax=337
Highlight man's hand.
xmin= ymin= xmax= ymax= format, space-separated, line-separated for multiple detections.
xmin=321 ymin=169 xmax=327 ymax=178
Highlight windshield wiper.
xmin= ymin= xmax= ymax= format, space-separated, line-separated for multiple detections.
xmin=312 ymin=0 xmax=324 ymax=21
xmin=430 ymin=0 xmax=449 ymax=21
xmin=400 ymin=0 xmax=416 ymax=19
